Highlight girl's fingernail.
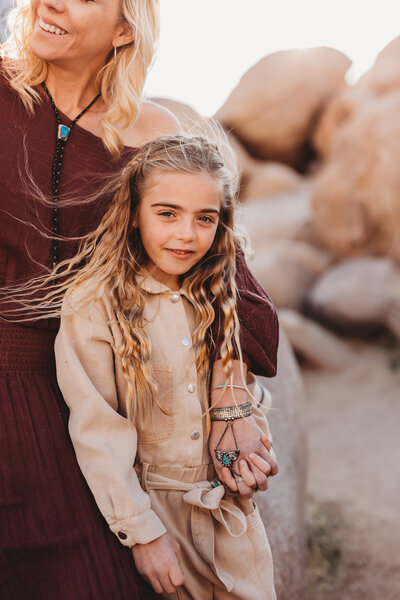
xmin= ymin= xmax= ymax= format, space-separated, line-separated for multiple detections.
xmin=249 ymin=453 xmax=256 ymax=459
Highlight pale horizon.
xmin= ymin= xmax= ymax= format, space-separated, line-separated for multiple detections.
xmin=145 ymin=0 xmax=400 ymax=116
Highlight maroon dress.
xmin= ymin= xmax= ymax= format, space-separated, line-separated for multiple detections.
xmin=0 ymin=68 xmax=278 ymax=600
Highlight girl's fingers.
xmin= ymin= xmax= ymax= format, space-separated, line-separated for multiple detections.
xmin=259 ymin=440 xmax=279 ymax=475
xmin=221 ymin=466 xmax=254 ymax=498
xmin=169 ymin=566 xmax=184 ymax=588
xmin=150 ymin=576 xmax=163 ymax=595
xmin=260 ymin=436 xmax=274 ymax=452
xmin=237 ymin=459 xmax=257 ymax=489
xmin=260 ymin=437 xmax=279 ymax=474
xmin=221 ymin=466 xmax=238 ymax=491
xmin=248 ymin=453 xmax=272 ymax=474
xmin=247 ymin=457 xmax=271 ymax=491
xmin=249 ymin=452 xmax=278 ymax=479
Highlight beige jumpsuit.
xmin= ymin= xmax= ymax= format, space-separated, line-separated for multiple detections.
xmin=55 ymin=275 xmax=276 ymax=600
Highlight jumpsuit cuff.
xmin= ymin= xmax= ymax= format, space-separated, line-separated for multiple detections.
xmin=108 ymin=508 xmax=167 ymax=547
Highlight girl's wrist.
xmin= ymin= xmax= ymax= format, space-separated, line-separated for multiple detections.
xmin=210 ymin=388 xmax=249 ymax=408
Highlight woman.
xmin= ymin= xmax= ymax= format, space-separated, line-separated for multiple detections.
xmin=0 ymin=1 xmax=278 ymax=599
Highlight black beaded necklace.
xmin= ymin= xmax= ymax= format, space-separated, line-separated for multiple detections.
xmin=42 ymin=81 xmax=101 ymax=267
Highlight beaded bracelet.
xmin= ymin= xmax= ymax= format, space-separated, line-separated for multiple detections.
xmin=210 ymin=401 xmax=253 ymax=421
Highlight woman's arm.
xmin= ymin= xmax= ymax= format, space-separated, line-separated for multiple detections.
xmin=210 ymin=248 xmax=279 ymax=378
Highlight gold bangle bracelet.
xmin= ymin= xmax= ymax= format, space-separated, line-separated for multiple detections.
xmin=210 ymin=401 xmax=253 ymax=421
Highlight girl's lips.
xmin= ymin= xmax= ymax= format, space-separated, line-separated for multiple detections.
xmin=166 ymin=249 xmax=195 ymax=258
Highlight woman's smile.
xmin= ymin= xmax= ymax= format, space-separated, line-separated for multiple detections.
xmin=38 ymin=17 xmax=68 ymax=36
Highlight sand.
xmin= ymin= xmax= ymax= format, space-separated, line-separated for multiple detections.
xmin=302 ymin=338 xmax=400 ymax=599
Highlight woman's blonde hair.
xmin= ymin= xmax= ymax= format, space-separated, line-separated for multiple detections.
xmin=6 ymin=133 xmax=244 ymax=423
xmin=1 ymin=0 xmax=159 ymax=155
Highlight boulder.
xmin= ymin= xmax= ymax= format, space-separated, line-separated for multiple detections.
xmin=215 ymin=47 xmax=351 ymax=168
xmin=278 ymin=308 xmax=356 ymax=369
xmin=311 ymin=93 xmax=400 ymax=260
xmin=240 ymin=184 xmax=317 ymax=246
xmin=357 ymin=36 xmax=400 ymax=97
xmin=151 ymin=99 xmax=303 ymax=200
xmin=312 ymin=36 xmax=400 ymax=158
xmin=311 ymin=87 xmax=370 ymax=158
xmin=241 ymin=161 xmax=303 ymax=201
xmin=258 ymin=331 xmax=307 ymax=600
xmin=306 ymin=257 xmax=400 ymax=338
xmin=249 ymin=240 xmax=331 ymax=310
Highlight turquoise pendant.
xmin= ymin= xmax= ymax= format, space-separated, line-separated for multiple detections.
xmin=57 ymin=124 xmax=71 ymax=141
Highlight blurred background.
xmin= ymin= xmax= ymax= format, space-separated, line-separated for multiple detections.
xmin=2 ymin=2 xmax=400 ymax=598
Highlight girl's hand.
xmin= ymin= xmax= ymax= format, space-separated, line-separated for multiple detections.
xmin=209 ymin=417 xmax=278 ymax=498
xmin=131 ymin=533 xmax=184 ymax=595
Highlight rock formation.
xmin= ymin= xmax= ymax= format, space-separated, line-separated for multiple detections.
xmin=215 ymin=47 xmax=351 ymax=168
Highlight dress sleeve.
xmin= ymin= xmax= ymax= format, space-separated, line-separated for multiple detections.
xmin=55 ymin=295 xmax=167 ymax=547
xmin=210 ymin=248 xmax=279 ymax=377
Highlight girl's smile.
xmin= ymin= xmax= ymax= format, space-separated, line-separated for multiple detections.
xmin=138 ymin=170 xmax=222 ymax=290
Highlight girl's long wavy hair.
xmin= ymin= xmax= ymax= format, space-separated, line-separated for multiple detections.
xmin=1 ymin=0 xmax=159 ymax=156
xmin=6 ymin=134 xmax=244 ymax=424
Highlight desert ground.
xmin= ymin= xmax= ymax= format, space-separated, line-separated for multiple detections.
xmin=303 ymin=337 xmax=400 ymax=599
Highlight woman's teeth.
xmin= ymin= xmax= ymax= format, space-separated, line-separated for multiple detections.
xmin=39 ymin=19 xmax=67 ymax=36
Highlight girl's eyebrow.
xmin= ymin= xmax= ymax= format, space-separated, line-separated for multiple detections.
xmin=151 ymin=202 xmax=220 ymax=215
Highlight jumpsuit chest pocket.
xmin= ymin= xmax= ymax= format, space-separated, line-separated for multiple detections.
xmin=136 ymin=364 xmax=174 ymax=444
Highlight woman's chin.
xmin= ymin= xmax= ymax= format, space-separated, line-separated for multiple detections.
xmin=29 ymin=34 xmax=68 ymax=64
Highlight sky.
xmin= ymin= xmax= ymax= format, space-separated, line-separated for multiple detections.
xmin=145 ymin=0 xmax=400 ymax=116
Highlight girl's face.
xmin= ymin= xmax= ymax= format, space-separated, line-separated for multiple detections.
xmin=137 ymin=170 xmax=222 ymax=291
xmin=29 ymin=0 xmax=132 ymax=71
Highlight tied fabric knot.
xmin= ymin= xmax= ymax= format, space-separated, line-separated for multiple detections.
xmin=141 ymin=466 xmax=248 ymax=592
xmin=182 ymin=486 xmax=247 ymax=537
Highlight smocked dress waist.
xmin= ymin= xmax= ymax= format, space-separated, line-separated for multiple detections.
xmin=0 ymin=320 xmax=56 ymax=376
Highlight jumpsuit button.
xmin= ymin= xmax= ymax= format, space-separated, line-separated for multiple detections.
xmin=187 ymin=383 xmax=196 ymax=393
xmin=118 ymin=531 xmax=128 ymax=540
xmin=190 ymin=431 xmax=200 ymax=441
xmin=181 ymin=337 xmax=190 ymax=347
xmin=170 ymin=293 xmax=180 ymax=303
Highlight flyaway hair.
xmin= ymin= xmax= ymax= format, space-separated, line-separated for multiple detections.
xmin=2 ymin=132 xmax=246 ymax=423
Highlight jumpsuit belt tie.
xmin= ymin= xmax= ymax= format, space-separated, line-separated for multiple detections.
xmin=140 ymin=464 xmax=248 ymax=592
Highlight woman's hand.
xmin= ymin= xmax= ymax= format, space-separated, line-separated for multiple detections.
xmin=209 ymin=417 xmax=278 ymax=498
xmin=131 ymin=533 xmax=184 ymax=595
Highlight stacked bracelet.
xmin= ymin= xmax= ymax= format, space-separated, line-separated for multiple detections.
xmin=210 ymin=401 xmax=253 ymax=421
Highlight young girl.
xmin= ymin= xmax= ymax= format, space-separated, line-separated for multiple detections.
xmin=52 ymin=134 xmax=277 ymax=599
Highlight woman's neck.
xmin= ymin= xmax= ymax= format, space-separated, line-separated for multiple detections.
xmin=44 ymin=63 xmax=104 ymax=117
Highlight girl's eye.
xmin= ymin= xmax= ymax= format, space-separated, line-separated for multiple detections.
xmin=159 ymin=211 xmax=175 ymax=218
xmin=198 ymin=215 xmax=215 ymax=224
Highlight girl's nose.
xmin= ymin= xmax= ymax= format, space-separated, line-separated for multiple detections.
xmin=176 ymin=220 xmax=196 ymax=242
